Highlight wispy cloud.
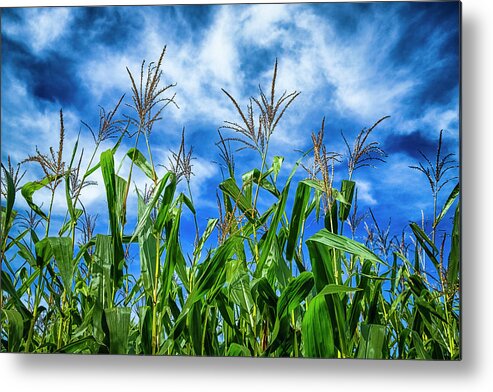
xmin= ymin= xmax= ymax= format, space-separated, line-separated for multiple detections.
xmin=1 ymin=3 xmax=460 ymax=237
xmin=2 ymin=8 xmax=73 ymax=54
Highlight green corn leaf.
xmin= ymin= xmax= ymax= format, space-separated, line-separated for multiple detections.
xmin=21 ymin=174 xmax=59 ymax=220
xmin=228 ymin=267 xmax=254 ymax=314
xmin=286 ymin=181 xmax=311 ymax=261
xmin=324 ymin=202 xmax=338 ymax=234
xmin=50 ymin=237 xmax=73 ymax=293
xmin=177 ymin=192 xmax=196 ymax=215
xmin=302 ymin=294 xmax=335 ymax=358
xmin=56 ymin=336 xmax=99 ymax=354
xmin=93 ymin=234 xmax=115 ymax=308
xmin=357 ymin=324 xmax=386 ymax=359
xmin=271 ymin=156 xmax=284 ymax=182
xmin=85 ymin=132 xmax=125 ymax=177
xmin=434 ymin=183 xmax=459 ymax=228
xmin=1 ymin=309 xmax=24 ymax=352
xmin=104 ymin=307 xmax=131 ymax=354
xmin=219 ymin=177 xmax=256 ymax=222
xmin=242 ymin=168 xmax=279 ymax=199
xmin=306 ymin=233 xmax=337 ymax=290
xmin=251 ymin=277 xmax=278 ymax=313
xmin=0 ymin=271 xmax=32 ymax=318
xmin=58 ymin=208 xmax=83 ymax=236
xmin=338 ymin=180 xmax=355 ymax=221
xmin=187 ymin=301 xmax=204 ymax=356
xmin=301 ymin=180 xmax=349 ymax=205
xmin=100 ymin=149 xmax=124 ymax=288
xmin=171 ymin=238 xmax=237 ymax=337
xmin=130 ymin=173 xmax=171 ymax=243
xmin=126 ymin=147 xmax=156 ymax=180
xmin=307 ymin=229 xmax=384 ymax=265
xmin=137 ymin=194 xmax=157 ymax=297
xmin=447 ymin=203 xmax=460 ymax=290
xmin=35 ymin=237 xmax=74 ymax=293
xmin=1 ymin=163 xmax=16 ymax=239
xmin=256 ymin=177 xmax=291 ymax=276
xmin=317 ymin=284 xmax=362 ymax=296
xmin=227 ymin=343 xmax=251 ymax=357
xmin=153 ymin=172 xmax=177 ymax=233
xmin=192 ymin=238 xmax=237 ymax=302
xmin=277 ymin=271 xmax=314 ymax=317
xmin=162 ymin=204 xmax=182 ymax=301
xmin=348 ymin=260 xmax=373 ymax=339
xmin=410 ymin=222 xmax=440 ymax=272
xmin=193 ymin=218 xmax=218 ymax=265
xmin=412 ymin=331 xmax=432 ymax=360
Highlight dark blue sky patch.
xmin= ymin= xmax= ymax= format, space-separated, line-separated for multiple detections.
xmin=238 ymin=47 xmax=277 ymax=91
xmin=1 ymin=24 xmax=88 ymax=109
xmin=28 ymin=52 xmax=83 ymax=107
xmin=387 ymin=16 xmax=433 ymax=65
xmin=385 ymin=129 xmax=438 ymax=160
xmin=1 ymin=7 xmax=24 ymax=23
xmin=307 ymin=2 xmax=380 ymax=40
xmin=1 ymin=35 xmax=29 ymax=71
xmin=404 ymin=65 xmax=459 ymax=118
xmin=69 ymin=7 xmax=143 ymax=50
xmin=171 ymin=5 xmax=215 ymax=30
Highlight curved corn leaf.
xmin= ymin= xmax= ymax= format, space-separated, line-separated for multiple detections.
xmin=21 ymin=174 xmax=59 ymax=220
xmin=251 ymin=277 xmax=278 ymax=312
xmin=286 ymin=181 xmax=311 ymax=261
xmin=318 ymin=284 xmax=362 ymax=296
xmin=227 ymin=343 xmax=251 ymax=357
xmin=219 ymin=177 xmax=255 ymax=222
xmin=277 ymin=271 xmax=314 ymax=317
xmin=256 ymin=178 xmax=291 ymax=276
xmin=307 ymin=229 xmax=384 ymax=265
xmin=162 ymin=203 xmax=182 ymax=301
xmin=56 ymin=336 xmax=99 ymax=354
xmin=104 ymin=307 xmax=131 ymax=354
xmin=447 ymin=203 xmax=460 ymax=289
xmin=137 ymin=193 xmax=157 ymax=297
xmin=1 ymin=309 xmax=24 ymax=352
xmin=302 ymin=294 xmax=335 ymax=358
xmin=126 ymin=147 xmax=156 ymax=180
xmin=434 ymin=183 xmax=459 ymax=228
xmin=271 ymin=156 xmax=284 ymax=182
xmin=1 ymin=163 xmax=16 ymax=240
xmin=338 ymin=180 xmax=355 ymax=221
xmin=35 ymin=237 xmax=74 ymax=293
xmin=410 ymin=222 xmax=439 ymax=272
xmin=357 ymin=324 xmax=386 ymax=359
xmin=129 ymin=172 xmax=172 ymax=243
xmin=100 ymin=149 xmax=124 ymax=288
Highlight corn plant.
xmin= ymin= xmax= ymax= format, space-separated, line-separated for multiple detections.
xmin=0 ymin=49 xmax=460 ymax=359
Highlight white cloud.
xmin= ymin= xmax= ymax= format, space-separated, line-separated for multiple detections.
xmin=421 ymin=107 xmax=459 ymax=134
xmin=241 ymin=4 xmax=291 ymax=47
xmin=3 ymin=4 xmax=459 ymax=231
xmin=378 ymin=154 xmax=417 ymax=186
xmin=3 ymin=8 xmax=73 ymax=54
xmin=186 ymin=157 xmax=219 ymax=209
xmin=73 ymin=3 xmax=442 ymax=152
xmin=355 ymin=179 xmax=377 ymax=206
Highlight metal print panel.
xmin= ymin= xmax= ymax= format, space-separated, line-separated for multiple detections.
xmin=0 ymin=1 xmax=461 ymax=358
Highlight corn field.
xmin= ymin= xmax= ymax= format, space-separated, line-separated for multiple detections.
xmin=0 ymin=49 xmax=460 ymax=359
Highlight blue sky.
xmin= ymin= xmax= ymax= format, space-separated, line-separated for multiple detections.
xmin=1 ymin=2 xmax=460 ymax=273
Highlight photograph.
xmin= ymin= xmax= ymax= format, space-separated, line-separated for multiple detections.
xmin=1 ymin=1 xmax=461 ymax=359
